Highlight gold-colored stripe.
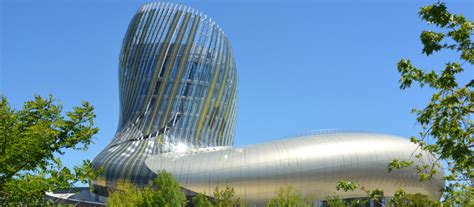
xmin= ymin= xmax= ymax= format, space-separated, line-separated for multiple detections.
xmin=144 ymin=12 xmax=191 ymax=134
xmin=159 ymin=15 xmax=200 ymax=129
xmin=214 ymin=48 xmax=231 ymax=109
xmin=140 ymin=10 xmax=183 ymax=135
xmin=119 ymin=11 xmax=146 ymax=126
xmin=194 ymin=35 xmax=225 ymax=142
xmin=218 ymin=63 xmax=237 ymax=143
xmin=221 ymin=90 xmax=236 ymax=144
xmin=122 ymin=8 xmax=158 ymax=124
xmin=207 ymin=46 xmax=232 ymax=129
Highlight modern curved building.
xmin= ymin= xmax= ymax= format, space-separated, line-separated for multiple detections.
xmin=91 ymin=2 xmax=238 ymax=195
xmin=90 ymin=2 xmax=444 ymax=206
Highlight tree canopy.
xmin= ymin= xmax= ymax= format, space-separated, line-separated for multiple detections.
xmin=266 ymin=185 xmax=310 ymax=207
xmin=192 ymin=192 xmax=213 ymax=207
xmin=389 ymin=2 xmax=472 ymax=203
xmin=107 ymin=171 xmax=187 ymax=207
xmin=192 ymin=186 xmax=246 ymax=207
xmin=0 ymin=95 xmax=100 ymax=205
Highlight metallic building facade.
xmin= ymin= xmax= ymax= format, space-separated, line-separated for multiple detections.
xmin=91 ymin=2 xmax=238 ymax=195
xmin=91 ymin=2 xmax=444 ymax=205
xmin=146 ymin=132 xmax=444 ymax=205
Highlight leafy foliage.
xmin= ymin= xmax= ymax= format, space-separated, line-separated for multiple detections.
xmin=107 ymin=182 xmax=156 ymax=207
xmin=107 ymin=171 xmax=187 ymax=207
xmin=388 ymin=160 xmax=413 ymax=173
xmin=192 ymin=192 xmax=213 ymax=207
xmin=0 ymin=95 xmax=100 ymax=205
xmin=324 ymin=195 xmax=369 ymax=207
xmin=394 ymin=2 xmax=473 ymax=202
xmin=212 ymin=185 xmax=245 ymax=207
xmin=266 ymin=185 xmax=310 ymax=207
xmin=107 ymin=173 xmax=247 ymax=207
xmin=335 ymin=181 xmax=359 ymax=192
xmin=188 ymin=185 xmax=248 ymax=207
xmin=324 ymin=194 xmax=347 ymax=207
xmin=441 ymin=185 xmax=474 ymax=207
xmin=152 ymin=171 xmax=187 ymax=206
xmin=389 ymin=189 xmax=441 ymax=207
xmin=332 ymin=181 xmax=443 ymax=207
xmin=334 ymin=181 xmax=384 ymax=206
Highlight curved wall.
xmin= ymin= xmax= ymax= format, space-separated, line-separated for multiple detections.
xmin=146 ymin=133 xmax=444 ymax=205
xmin=91 ymin=2 xmax=238 ymax=195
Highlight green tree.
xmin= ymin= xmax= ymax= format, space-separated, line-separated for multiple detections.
xmin=267 ymin=185 xmax=310 ymax=207
xmin=440 ymin=186 xmax=474 ymax=206
xmin=107 ymin=182 xmax=155 ymax=207
xmin=153 ymin=171 xmax=187 ymax=206
xmin=192 ymin=192 xmax=213 ymax=207
xmin=335 ymin=181 xmax=359 ymax=192
xmin=389 ymin=1 xmax=473 ymax=204
xmin=335 ymin=182 xmax=446 ymax=207
xmin=107 ymin=171 xmax=187 ymax=207
xmin=324 ymin=194 xmax=346 ymax=207
xmin=334 ymin=181 xmax=384 ymax=206
xmin=0 ymin=95 xmax=100 ymax=205
xmin=192 ymin=186 xmax=246 ymax=207
xmin=212 ymin=185 xmax=245 ymax=207
xmin=389 ymin=189 xmax=441 ymax=207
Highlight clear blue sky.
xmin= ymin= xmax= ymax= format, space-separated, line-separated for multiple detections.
xmin=1 ymin=0 xmax=472 ymax=177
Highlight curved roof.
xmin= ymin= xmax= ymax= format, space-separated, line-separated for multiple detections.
xmin=146 ymin=133 xmax=444 ymax=205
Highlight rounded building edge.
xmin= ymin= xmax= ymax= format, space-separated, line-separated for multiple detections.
xmin=145 ymin=132 xmax=445 ymax=205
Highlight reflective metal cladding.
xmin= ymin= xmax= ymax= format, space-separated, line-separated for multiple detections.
xmin=91 ymin=2 xmax=237 ymax=195
xmin=146 ymin=132 xmax=444 ymax=205
xmin=91 ymin=2 xmax=444 ymax=205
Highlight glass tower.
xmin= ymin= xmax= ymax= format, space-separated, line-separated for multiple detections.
xmin=91 ymin=2 xmax=238 ymax=195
